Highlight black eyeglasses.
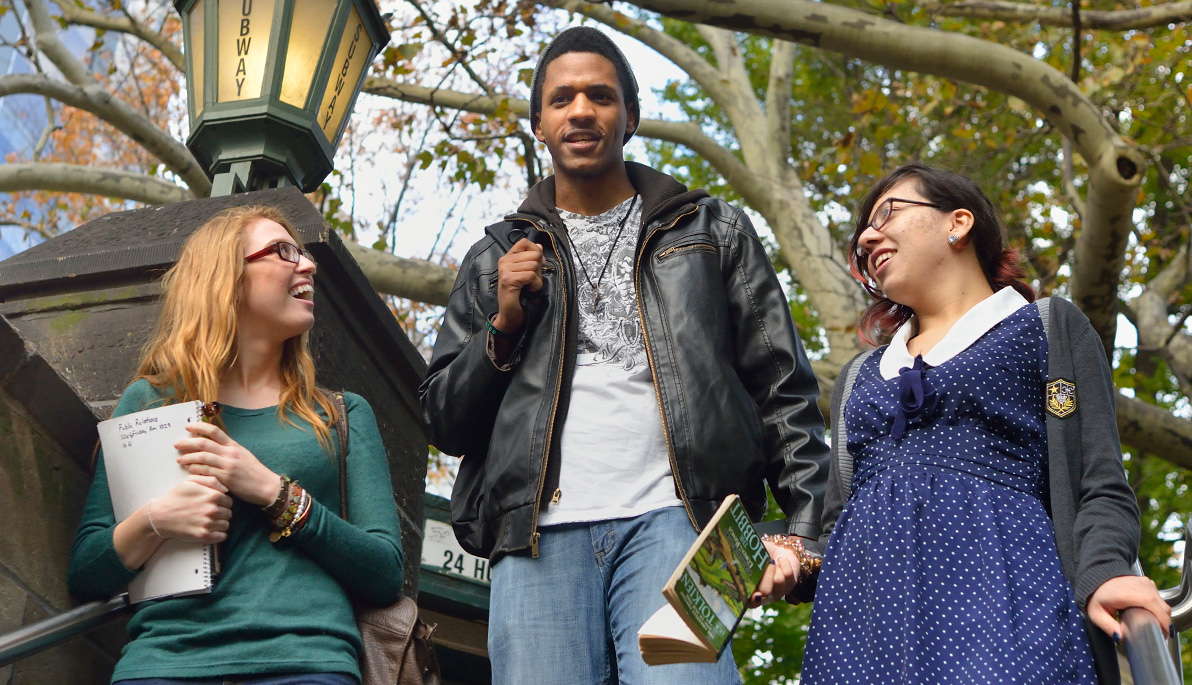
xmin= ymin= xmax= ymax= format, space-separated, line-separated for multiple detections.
xmin=867 ymin=197 xmax=944 ymax=232
xmin=244 ymin=241 xmax=313 ymax=265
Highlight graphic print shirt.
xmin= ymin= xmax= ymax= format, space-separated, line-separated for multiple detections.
xmin=537 ymin=195 xmax=684 ymax=526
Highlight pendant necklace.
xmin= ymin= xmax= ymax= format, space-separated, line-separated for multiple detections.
xmin=564 ymin=194 xmax=638 ymax=311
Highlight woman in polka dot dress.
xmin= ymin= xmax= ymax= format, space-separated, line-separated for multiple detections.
xmin=798 ymin=163 xmax=1172 ymax=684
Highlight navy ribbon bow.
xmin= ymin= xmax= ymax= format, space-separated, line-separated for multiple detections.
xmin=891 ymin=355 xmax=939 ymax=441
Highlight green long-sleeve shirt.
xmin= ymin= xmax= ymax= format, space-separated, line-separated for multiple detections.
xmin=68 ymin=379 xmax=404 ymax=682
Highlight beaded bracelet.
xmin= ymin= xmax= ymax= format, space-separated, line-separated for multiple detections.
xmin=262 ymin=475 xmax=292 ymax=519
xmin=761 ymin=534 xmax=823 ymax=584
xmin=267 ymin=482 xmax=304 ymax=538
xmin=268 ymin=485 xmax=312 ymax=543
xmin=290 ymin=492 xmax=313 ymax=534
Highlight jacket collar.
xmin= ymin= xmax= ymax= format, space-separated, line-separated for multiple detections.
xmin=878 ymin=287 xmax=1031 ymax=380
xmin=504 ymin=162 xmax=709 ymax=240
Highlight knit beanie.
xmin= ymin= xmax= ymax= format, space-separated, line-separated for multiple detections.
xmin=528 ymin=26 xmax=640 ymax=144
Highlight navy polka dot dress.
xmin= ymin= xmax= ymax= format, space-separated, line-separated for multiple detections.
xmin=802 ymin=303 xmax=1097 ymax=683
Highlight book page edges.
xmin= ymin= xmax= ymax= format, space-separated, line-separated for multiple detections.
xmin=637 ymin=604 xmax=718 ymax=665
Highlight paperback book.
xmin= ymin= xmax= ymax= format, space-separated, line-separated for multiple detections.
xmin=638 ymin=494 xmax=772 ymax=665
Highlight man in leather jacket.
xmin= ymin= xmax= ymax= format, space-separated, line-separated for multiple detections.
xmin=419 ymin=26 xmax=830 ymax=684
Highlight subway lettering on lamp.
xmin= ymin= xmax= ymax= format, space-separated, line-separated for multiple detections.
xmin=235 ymin=0 xmax=252 ymax=96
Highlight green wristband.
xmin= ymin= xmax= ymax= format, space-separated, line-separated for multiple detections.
xmin=486 ymin=316 xmax=518 ymax=340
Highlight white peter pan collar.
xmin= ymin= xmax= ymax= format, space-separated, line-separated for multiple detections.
xmin=878 ymin=287 xmax=1031 ymax=380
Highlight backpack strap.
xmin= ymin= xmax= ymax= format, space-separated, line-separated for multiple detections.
xmin=835 ymin=349 xmax=876 ymax=494
xmin=1035 ymin=297 xmax=1052 ymax=344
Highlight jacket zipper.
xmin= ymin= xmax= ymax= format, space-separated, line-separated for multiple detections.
xmin=656 ymin=242 xmax=715 ymax=261
xmin=636 ymin=206 xmax=701 ymax=529
xmin=525 ymin=218 xmax=567 ymax=559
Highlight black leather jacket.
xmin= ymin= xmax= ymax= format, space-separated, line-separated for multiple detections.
xmin=419 ymin=163 xmax=830 ymax=561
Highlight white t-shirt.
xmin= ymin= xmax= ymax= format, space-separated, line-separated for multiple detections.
xmin=537 ymin=196 xmax=684 ymax=526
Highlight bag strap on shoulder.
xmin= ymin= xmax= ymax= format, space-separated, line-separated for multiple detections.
xmin=324 ymin=390 xmax=350 ymax=520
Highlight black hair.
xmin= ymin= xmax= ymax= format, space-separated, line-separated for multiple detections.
xmin=529 ymin=26 xmax=640 ymax=144
xmin=848 ymin=162 xmax=1034 ymax=344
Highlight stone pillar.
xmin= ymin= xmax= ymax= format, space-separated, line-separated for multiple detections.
xmin=0 ymin=315 xmax=124 ymax=683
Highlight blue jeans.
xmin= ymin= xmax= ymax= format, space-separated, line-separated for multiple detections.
xmin=116 ymin=675 xmax=356 ymax=685
xmin=488 ymin=506 xmax=741 ymax=685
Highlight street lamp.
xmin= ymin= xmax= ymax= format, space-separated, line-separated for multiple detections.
xmin=174 ymin=0 xmax=390 ymax=195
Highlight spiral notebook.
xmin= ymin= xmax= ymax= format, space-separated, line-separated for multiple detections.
xmin=97 ymin=401 xmax=217 ymax=603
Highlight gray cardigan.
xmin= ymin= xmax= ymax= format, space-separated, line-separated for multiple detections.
xmin=806 ymin=297 xmax=1137 ymax=684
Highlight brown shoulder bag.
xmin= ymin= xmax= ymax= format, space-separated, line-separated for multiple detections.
xmin=328 ymin=391 xmax=442 ymax=685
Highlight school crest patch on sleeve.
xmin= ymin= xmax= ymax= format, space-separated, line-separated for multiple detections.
xmin=1046 ymin=378 xmax=1076 ymax=418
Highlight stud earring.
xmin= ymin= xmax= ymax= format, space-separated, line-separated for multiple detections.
xmin=948 ymin=235 xmax=959 ymax=245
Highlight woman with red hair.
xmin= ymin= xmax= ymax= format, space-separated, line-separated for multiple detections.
xmin=68 ymin=206 xmax=403 ymax=684
xmin=798 ymin=163 xmax=1169 ymax=684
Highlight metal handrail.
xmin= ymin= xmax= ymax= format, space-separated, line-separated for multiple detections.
xmin=1122 ymin=606 xmax=1181 ymax=685
xmin=1163 ymin=520 xmax=1192 ymax=632
xmin=1123 ymin=518 xmax=1189 ymax=685
xmin=0 ymin=594 xmax=130 ymax=667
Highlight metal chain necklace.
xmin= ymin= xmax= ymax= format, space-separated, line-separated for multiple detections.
xmin=563 ymin=194 xmax=638 ymax=311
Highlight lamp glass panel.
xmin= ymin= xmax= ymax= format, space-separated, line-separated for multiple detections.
xmin=217 ymin=0 xmax=277 ymax=102
xmin=315 ymin=5 xmax=367 ymax=143
xmin=279 ymin=0 xmax=336 ymax=108
xmin=189 ymin=0 xmax=205 ymax=117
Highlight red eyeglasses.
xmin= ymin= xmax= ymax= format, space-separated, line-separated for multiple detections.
xmin=244 ymin=242 xmax=313 ymax=265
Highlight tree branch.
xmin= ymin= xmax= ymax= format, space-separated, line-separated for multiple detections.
xmin=32 ymin=96 xmax=58 ymax=160
xmin=1131 ymin=244 xmax=1192 ymax=383
xmin=696 ymin=24 xmax=738 ymax=80
xmin=1059 ymin=3 xmax=1087 ymax=219
xmin=624 ymin=0 xmax=1138 ymax=189
xmin=922 ymin=0 xmax=1192 ymax=31
xmin=0 ymin=73 xmax=212 ymax=197
xmin=625 ymin=0 xmax=1146 ymax=353
xmin=341 ymin=240 xmax=456 ymax=305
xmin=0 ymin=163 xmax=193 ymax=205
xmin=48 ymin=0 xmax=185 ymax=72
xmin=543 ymin=0 xmax=734 ymax=108
xmin=765 ymin=39 xmax=797 ymax=163
xmin=25 ymin=0 xmax=95 ymax=86
xmin=688 ymin=25 xmax=778 ymax=175
xmin=362 ymin=78 xmax=758 ymax=203
xmin=1116 ymin=393 xmax=1192 ymax=470
xmin=407 ymin=0 xmax=496 ymax=96
xmin=1060 ymin=138 xmax=1087 ymax=216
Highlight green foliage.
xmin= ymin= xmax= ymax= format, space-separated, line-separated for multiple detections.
xmin=734 ymin=602 xmax=813 ymax=684
xmin=789 ymin=281 xmax=827 ymax=359
xmin=1114 ymin=352 xmax=1190 ymax=585
xmin=313 ymin=176 xmax=356 ymax=240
